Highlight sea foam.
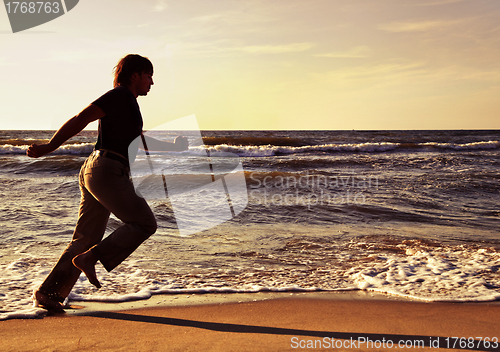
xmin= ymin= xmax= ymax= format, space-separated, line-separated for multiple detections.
xmin=1 ymin=240 xmax=498 ymax=320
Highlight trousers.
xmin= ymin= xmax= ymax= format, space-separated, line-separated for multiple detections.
xmin=39 ymin=151 xmax=157 ymax=302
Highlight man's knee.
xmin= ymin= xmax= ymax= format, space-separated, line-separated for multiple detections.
xmin=140 ymin=216 xmax=157 ymax=237
xmin=69 ymin=232 xmax=101 ymax=252
xmin=146 ymin=220 xmax=157 ymax=236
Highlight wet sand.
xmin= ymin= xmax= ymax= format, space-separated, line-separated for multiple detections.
xmin=1 ymin=292 xmax=499 ymax=351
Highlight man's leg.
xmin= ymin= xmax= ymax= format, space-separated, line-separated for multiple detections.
xmin=36 ymin=161 xmax=110 ymax=305
xmin=77 ymin=157 xmax=157 ymax=273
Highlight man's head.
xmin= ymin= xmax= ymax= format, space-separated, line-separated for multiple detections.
xmin=113 ymin=54 xmax=154 ymax=89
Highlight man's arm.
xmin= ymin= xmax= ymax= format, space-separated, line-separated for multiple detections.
xmin=141 ymin=135 xmax=189 ymax=152
xmin=27 ymin=104 xmax=105 ymax=158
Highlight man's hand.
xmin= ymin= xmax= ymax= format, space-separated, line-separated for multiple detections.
xmin=174 ymin=136 xmax=189 ymax=151
xmin=27 ymin=143 xmax=56 ymax=158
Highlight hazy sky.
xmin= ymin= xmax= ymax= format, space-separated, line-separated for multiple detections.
xmin=1 ymin=0 xmax=499 ymax=130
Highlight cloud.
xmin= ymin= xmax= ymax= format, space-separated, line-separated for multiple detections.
xmin=151 ymin=40 xmax=314 ymax=58
xmin=0 ymin=58 xmax=14 ymax=66
xmin=315 ymin=46 xmax=371 ymax=59
xmin=188 ymin=9 xmax=275 ymax=27
xmin=329 ymin=61 xmax=427 ymax=82
xmin=153 ymin=0 xmax=168 ymax=12
xmin=411 ymin=0 xmax=467 ymax=6
xmin=189 ymin=13 xmax=226 ymax=23
xmin=319 ymin=59 xmax=500 ymax=96
xmin=379 ymin=20 xmax=459 ymax=33
xmin=236 ymin=42 xmax=314 ymax=54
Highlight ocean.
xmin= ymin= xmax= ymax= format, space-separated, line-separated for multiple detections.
xmin=1 ymin=129 xmax=499 ymax=320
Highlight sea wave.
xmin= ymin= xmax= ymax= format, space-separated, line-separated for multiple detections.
xmin=0 ymin=143 xmax=94 ymax=155
xmin=202 ymin=136 xmax=309 ymax=147
xmin=205 ymin=140 xmax=500 ymax=157
xmin=1 ymin=140 xmax=498 ymax=157
xmin=0 ymin=138 xmax=48 ymax=146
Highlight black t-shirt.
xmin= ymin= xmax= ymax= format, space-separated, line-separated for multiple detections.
xmin=92 ymin=86 xmax=143 ymax=161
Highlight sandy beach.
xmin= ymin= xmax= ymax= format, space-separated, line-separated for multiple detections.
xmin=1 ymin=292 xmax=499 ymax=352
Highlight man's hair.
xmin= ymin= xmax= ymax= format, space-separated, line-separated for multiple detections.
xmin=113 ymin=54 xmax=153 ymax=88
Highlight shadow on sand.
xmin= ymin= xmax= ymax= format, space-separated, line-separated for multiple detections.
xmin=82 ymin=311 xmax=498 ymax=351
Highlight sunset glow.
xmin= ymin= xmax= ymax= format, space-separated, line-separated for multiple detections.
xmin=1 ymin=0 xmax=499 ymax=130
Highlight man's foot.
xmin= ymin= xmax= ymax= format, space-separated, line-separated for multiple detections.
xmin=33 ymin=290 xmax=64 ymax=312
xmin=72 ymin=250 xmax=102 ymax=288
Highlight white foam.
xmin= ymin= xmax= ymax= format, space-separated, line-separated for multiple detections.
xmin=0 ymin=143 xmax=95 ymax=155
xmin=424 ymin=141 xmax=500 ymax=150
xmin=2 ymin=139 xmax=498 ymax=157
xmin=203 ymin=142 xmax=401 ymax=157
xmin=348 ymin=247 xmax=500 ymax=302
xmin=1 ymin=242 xmax=498 ymax=320
xmin=0 ymin=258 xmax=49 ymax=320
xmin=201 ymin=140 xmax=500 ymax=157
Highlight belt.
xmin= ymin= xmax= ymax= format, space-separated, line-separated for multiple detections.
xmin=95 ymin=149 xmax=129 ymax=168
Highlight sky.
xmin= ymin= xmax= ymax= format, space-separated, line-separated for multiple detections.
xmin=0 ymin=0 xmax=499 ymax=130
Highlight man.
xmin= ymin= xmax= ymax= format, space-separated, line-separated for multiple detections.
xmin=27 ymin=54 xmax=188 ymax=311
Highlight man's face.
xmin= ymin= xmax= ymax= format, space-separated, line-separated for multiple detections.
xmin=133 ymin=71 xmax=154 ymax=96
